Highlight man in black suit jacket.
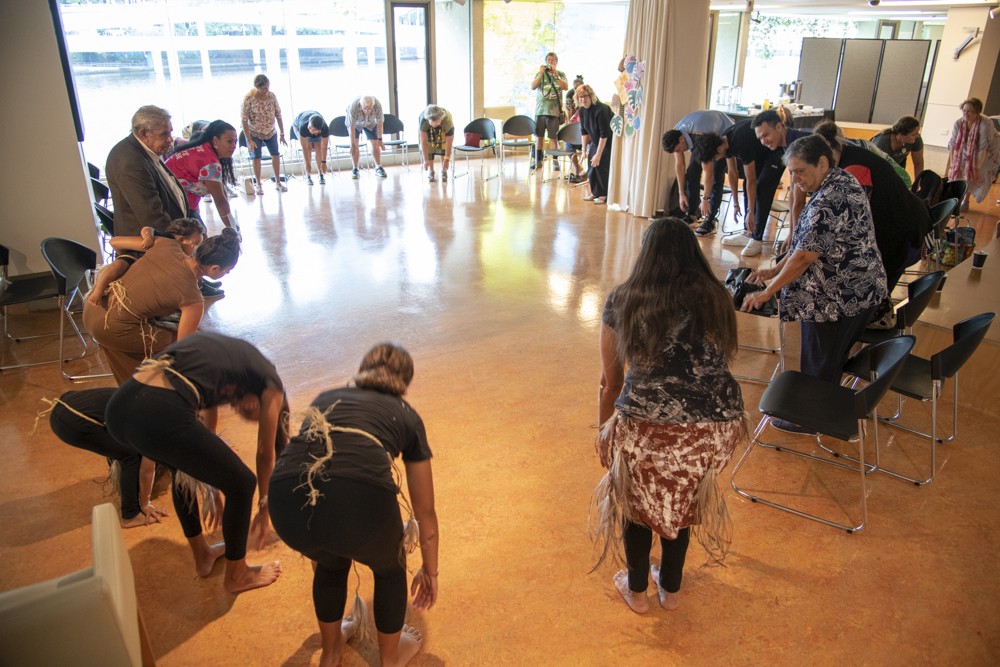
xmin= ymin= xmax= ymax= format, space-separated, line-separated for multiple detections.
xmin=106 ymin=105 xmax=189 ymax=237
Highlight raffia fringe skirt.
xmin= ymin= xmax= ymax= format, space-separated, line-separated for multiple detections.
xmin=593 ymin=413 xmax=747 ymax=561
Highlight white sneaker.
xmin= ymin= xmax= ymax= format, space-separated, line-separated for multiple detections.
xmin=721 ymin=232 xmax=750 ymax=247
xmin=741 ymin=239 xmax=763 ymax=257
xmin=275 ymin=182 xmax=288 ymax=192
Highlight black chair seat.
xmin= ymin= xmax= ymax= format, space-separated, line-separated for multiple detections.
xmin=759 ymin=371 xmax=859 ymax=442
xmin=842 ymin=351 xmax=933 ymax=401
xmin=1 ymin=274 xmax=59 ymax=308
xmin=454 ymin=144 xmax=491 ymax=153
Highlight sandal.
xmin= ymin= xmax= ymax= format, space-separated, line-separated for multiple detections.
xmin=593 ymin=196 xmax=606 ymax=205
xmin=254 ymin=185 xmax=264 ymax=195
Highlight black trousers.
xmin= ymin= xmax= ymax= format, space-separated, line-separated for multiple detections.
xmin=799 ymin=306 xmax=878 ymax=383
xmin=269 ymin=474 xmax=408 ymax=634
xmin=587 ymin=140 xmax=613 ymax=198
xmin=685 ymin=157 xmax=727 ymax=220
xmin=105 ymin=380 xmax=257 ymax=560
xmin=49 ymin=394 xmax=143 ymax=520
xmin=623 ymin=522 xmax=690 ymax=594
xmin=751 ymin=153 xmax=785 ymax=241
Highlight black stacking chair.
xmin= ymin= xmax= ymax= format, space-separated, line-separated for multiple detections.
xmin=0 ymin=244 xmax=60 ymax=371
xmin=499 ymin=114 xmax=535 ymax=167
xmin=40 ymin=237 xmax=111 ymax=381
xmin=858 ymin=271 xmax=944 ymax=346
xmin=843 ymin=312 xmax=994 ymax=485
xmin=543 ymin=123 xmax=581 ymax=183
xmin=453 ymin=118 xmax=498 ymax=181
xmin=381 ymin=114 xmax=408 ymax=169
xmin=90 ymin=178 xmax=111 ymax=206
xmin=731 ymin=336 xmax=915 ymax=533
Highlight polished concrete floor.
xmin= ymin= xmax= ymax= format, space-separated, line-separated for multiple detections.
xmin=2 ymin=156 xmax=1000 ymax=666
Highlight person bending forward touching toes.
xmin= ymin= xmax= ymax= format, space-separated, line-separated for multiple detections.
xmin=105 ymin=332 xmax=287 ymax=593
xmin=418 ymin=104 xmax=454 ymax=182
xmin=595 ymin=217 xmax=746 ymax=613
xmin=269 ymin=343 xmax=438 ymax=667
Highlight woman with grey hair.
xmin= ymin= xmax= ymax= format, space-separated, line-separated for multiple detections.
xmin=418 ymin=104 xmax=455 ymax=182
xmin=741 ymin=135 xmax=887 ymax=432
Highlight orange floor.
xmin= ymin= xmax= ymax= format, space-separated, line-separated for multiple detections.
xmin=2 ymin=157 xmax=999 ymax=666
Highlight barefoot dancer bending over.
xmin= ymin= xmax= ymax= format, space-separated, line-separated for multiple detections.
xmin=269 ymin=343 xmax=438 ymax=667
xmin=105 ymin=332 xmax=288 ymax=593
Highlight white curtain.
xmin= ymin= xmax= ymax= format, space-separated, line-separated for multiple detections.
xmin=607 ymin=0 xmax=711 ymax=218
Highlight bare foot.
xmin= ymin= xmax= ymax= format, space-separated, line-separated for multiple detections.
xmin=613 ymin=570 xmax=649 ymax=614
xmin=120 ymin=514 xmax=149 ymax=529
xmin=194 ymin=541 xmax=225 ymax=578
xmin=394 ymin=625 xmax=423 ymax=666
xmin=224 ymin=560 xmax=282 ymax=594
xmin=650 ymin=564 xmax=680 ymax=610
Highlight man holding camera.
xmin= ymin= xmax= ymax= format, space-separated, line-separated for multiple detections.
xmin=530 ymin=51 xmax=568 ymax=171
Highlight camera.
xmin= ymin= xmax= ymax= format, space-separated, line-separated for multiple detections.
xmin=868 ymin=0 xmax=880 ymax=6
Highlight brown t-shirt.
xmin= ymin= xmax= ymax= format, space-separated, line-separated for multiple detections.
xmin=87 ymin=238 xmax=202 ymax=351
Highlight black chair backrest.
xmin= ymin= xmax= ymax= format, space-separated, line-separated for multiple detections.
xmin=40 ymin=238 xmax=97 ymax=298
xmin=556 ymin=122 xmax=582 ymax=145
xmin=94 ymin=203 xmax=114 ymax=235
xmin=941 ymin=180 xmax=968 ymax=204
xmin=330 ymin=115 xmax=350 ymax=139
xmin=502 ymin=115 xmax=535 ymax=138
xmin=238 ymin=130 xmax=248 ymax=148
xmin=932 ymin=312 xmax=996 ymax=380
xmin=853 ymin=336 xmax=916 ymax=418
xmin=928 ymin=198 xmax=959 ymax=237
xmin=382 ymin=113 xmax=404 ymax=135
xmin=87 ymin=162 xmax=101 ymax=179
xmin=463 ymin=118 xmax=497 ymax=143
xmin=90 ymin=178 xmax=110 ymax=204
xmin=897 ymin=270 xmax=945 ymax=328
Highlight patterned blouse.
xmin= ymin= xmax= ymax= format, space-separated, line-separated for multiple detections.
xmin=781 ymin=167 xmax=888 ymax=323
xmin=602 ymin=295 xmax=744 ymax=424
xmin=164 ymin=143 xmax=221 ymax=210
xmin=241 ymin=91 xmax=281 ymax=139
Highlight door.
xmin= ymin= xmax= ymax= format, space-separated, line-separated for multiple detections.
xmin=389 ymin=3 xmax=431 ymax=132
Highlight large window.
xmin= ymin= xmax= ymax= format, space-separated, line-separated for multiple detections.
xmin=482 ymin=0 xmax=628 ymax=116
xmin=60 ymin=0 xmax=392 ymax=170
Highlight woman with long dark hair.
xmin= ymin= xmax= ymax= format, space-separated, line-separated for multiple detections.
xmin=269 ymin=343 xmax=437 ymax=667
xmin=595 ymin=218 xmax=745 ymax=613
xmin=165 ymin=120 xmax=240 ymax=234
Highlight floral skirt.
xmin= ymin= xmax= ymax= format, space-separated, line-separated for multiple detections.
xmin=595 ymin=412 xmax=746 ymax=540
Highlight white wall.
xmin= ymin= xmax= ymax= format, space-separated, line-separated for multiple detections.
xmin=0 ymin=2 xmax=98 ymax=276
xmin=922 ymin=7 xmax=1000 ymax=148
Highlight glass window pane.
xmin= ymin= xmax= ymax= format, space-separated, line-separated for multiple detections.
xmin=59 ymin=0 xmax=388 ymax=170
xmin=393 ymin=5 xmax=428 ymax=131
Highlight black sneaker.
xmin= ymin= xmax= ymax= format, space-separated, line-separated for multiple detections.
xmin=319 ymin=174 xmax=326 ymax=184
xmin=306 ymin=175 xmax=314 ymax=185
xmin=375 ymin=166 xmax=387 ymax=178
xmin=529 ymin=161 xmax=537 ymax=170
xmin=351 ymin=168 xmax=360 ymax=179
xmin=695 ymin=219 xmax=717 ymax=236
xmin=199 ymin=283 xmax=225 ymax=299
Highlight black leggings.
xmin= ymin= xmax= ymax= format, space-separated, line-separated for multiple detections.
xmin=49 ymin=399 xmax=143 ymax=520
xmin=623 ymin=522 xmax=690 ymax=594
xmin=269 ymin=475 xmax=407 ymax=634
xmin=105 ymin=380 xmax=257 ymax=560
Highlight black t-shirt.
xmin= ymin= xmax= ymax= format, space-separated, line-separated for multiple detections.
xmin=723 ymin=120 xmax=771 ymax=167
xmin=271 ymin=386 xmax=431 ymax=492
xmin=294 ymin=110 xmax=329 ymax=139
xmin=157 ymin=332 xmax=283 ymax=409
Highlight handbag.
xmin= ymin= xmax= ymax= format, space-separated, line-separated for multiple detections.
xmin=725 ymin=267 xmax=778 ymax=317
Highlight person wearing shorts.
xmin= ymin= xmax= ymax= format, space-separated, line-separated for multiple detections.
xmin=345 ymin=96 xmax=387 ymax=178
xmin=530 ymin=51 xmax=568 ymax=172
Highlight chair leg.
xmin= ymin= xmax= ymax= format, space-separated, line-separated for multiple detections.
xmin=57 ymin=295 xmax=112 ymax=382
xmin=731 ymin=414 xmax=870 ymax=533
